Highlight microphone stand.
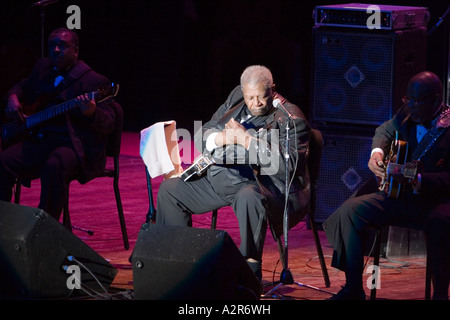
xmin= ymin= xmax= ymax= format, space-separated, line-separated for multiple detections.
xmin=40 ymin=6 xmax=45 ymax=58
xmin=31 ymin=1 xmax=60 ymax=58
xmin=263 ymin=102 xmax=331 ymax=298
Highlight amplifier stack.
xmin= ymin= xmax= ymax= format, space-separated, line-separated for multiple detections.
xmin=310 ymin=3 xmax=429 ymax=224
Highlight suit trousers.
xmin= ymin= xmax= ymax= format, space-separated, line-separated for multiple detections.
xmin=323 ymin=190 xmax=450 ymax=295
xmin=0 ymin=136 xmax=80 ymax=219
xmin=156 ymin=174 xmax=268 ymax=261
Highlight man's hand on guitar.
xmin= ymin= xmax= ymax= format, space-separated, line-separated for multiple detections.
xmin=6 ymin=94 xmax=26 ymax=121
xmin=76 ymin=93 xmax=96 ymax=117
xmin=215 ymin=118 xmax=254 ymax=149
xmin=368 ymin=151 xmax=386 ymax=179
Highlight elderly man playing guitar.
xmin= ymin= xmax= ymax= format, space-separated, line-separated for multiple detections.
xmin=155 ymin=65 xmax=311 ymax=283
xmin=324 ymin=71 xmax=450 ymax=300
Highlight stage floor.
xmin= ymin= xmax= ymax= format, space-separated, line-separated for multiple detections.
xmin=14 ymin=132 xmax=434 ymax=301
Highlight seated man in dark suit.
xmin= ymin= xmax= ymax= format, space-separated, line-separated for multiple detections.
xmin=156 ymin=65 xmax=311 ymax=281
xmin=324 ymin=71 xmax=450 ymax=300
xmin=0 ymin=28 xmax=117 ymax=220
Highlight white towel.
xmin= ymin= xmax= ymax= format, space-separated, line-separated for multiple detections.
xmin=140 ymin=121 xmax=182 ymax=179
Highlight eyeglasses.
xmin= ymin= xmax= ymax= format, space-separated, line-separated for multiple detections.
xmin=402 ymin=93 xmax=436 ymax=105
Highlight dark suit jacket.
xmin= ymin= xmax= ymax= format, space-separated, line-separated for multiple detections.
xmin=194 ymin=85 xmax=311 ymax=237
xmin=7 ymin=58 xmax=116 ymax=184
xmin=372 ymin=104 xmax=450 ymax=201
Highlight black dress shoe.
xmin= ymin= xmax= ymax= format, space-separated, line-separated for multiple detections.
xmin=327 ymin=286 xmax=366 ymax=300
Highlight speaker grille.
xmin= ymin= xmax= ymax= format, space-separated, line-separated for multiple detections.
xmin=312 ymin=27 xmax=426 ymax=126
xmin=315 ymin=132 xmax=375 ymax=223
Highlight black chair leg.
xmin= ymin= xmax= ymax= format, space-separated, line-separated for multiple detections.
xmin=370 ymin=229 xmax=382 ymax=300
xmin=145 ymin=167 xmax=156 ymax=223
xmin=211 ymin=209 xmax=218 ymax=229
xmin=63 ymin=199 xmax=72 ymax=232
xmin=14 ymin=180 xmax=21 ymax=204
xmin=308 ymin=213 xmax=330 ymax=287
xmin=114 ymin=176 xmax=129 ymax=250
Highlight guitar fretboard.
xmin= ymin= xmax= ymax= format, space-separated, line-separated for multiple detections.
xmin=2 ymin=92 xmax=96 ymax=141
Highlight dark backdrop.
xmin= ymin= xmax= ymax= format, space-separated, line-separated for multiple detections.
xmin=1 ymin=0 xmax=448 ymax=132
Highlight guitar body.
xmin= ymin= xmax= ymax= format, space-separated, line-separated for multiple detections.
xmin=384 ymin=140 xmax=409 ymax=199
xmin=180 ymin=154 xmax=216 ymax=181
xmin=1 ymin=94 xmax=53 ymax=149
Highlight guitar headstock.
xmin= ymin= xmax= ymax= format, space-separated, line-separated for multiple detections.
xmin=96 ymin=83 xmax=120 ymax=103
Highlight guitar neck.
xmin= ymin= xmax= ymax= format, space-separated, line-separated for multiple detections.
xmin=27 ymin=92 xmax=96 ymax=127
xmin=2 ymin=83 xmax=118 ymax=144
xmin=1 ymin=92 xmax=96 ymax=142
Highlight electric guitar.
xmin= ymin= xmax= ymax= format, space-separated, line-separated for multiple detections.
xmin=180 ymin=154 xmax=216 ymax=181
xmin=1 ymin=83 xmax=119 ymax=146
xmin=379 ymin=139 xmax=418 ymax=199
xmin=179 ymin=109 xmax=272 ymax=181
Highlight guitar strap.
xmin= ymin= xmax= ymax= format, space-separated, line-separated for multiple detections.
xmin=411 ymin=107 xmax=450 ymax=161
xmin=55 ymin=61 xmax=93 ymax=100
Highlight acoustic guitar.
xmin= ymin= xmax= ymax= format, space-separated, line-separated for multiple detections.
xmin=378 ymin=139 xmax=418 ymax=199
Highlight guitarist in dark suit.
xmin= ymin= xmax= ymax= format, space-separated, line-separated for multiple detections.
xmin=156 ymin=65 xmax=311 ymax=281
xmin=323 ymin=71 xmax=450 ymax=300
xmin=0 ymin=28 xmax=117 ymax=220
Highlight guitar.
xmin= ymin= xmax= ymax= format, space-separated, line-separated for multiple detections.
xmin=1 ymin=83 xmax=119 ymax=146
xmin=179 ymin=109 xmax=271 ymax=182
xmin=180 ymin=154 xmax=216 ymax=181
xmin=379 ymin=139 xmax=418 ymax=199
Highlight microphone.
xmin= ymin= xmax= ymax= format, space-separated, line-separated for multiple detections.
xmin=33 ymin=0 xmax=59 ymax=7
xmin=273 ymin=98 xmax=293 ymax=118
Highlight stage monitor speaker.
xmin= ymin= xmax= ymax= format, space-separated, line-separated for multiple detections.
xmin=131 ymin=223 xmax=261 ymax=300
xmin=311 ymin=26 xmax=427 ymax=126
xmin=0 ymin=201 xmax=117 ymax=299
xmin=314 ymin=130 xmax=376 ymax=224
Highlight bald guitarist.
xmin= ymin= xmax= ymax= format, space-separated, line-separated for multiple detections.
xmin=0 ymin=28 xmax=119 ymax=220
xmin=324 ymin=71 xmax=450 ymax=300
